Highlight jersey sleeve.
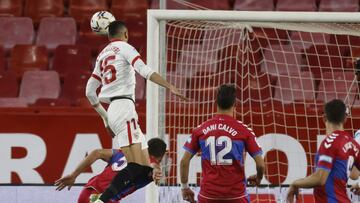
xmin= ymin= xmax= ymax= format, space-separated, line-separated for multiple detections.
xmin=244 ymin=128 xmax=262 ymax=158
xmin=183 ymin=129 xmax=201 ymax=155
xmin=316 ymin=140 xmax=337 ymax=172
xmin=121 ymin=43 xmax=154 ymax=79
xmin=91 ymin=58 xmax=102 ymax=82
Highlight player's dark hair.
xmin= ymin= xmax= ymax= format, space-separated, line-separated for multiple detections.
xmin=324 ymin=99 xmax=347 ymax=125
xmin=148 ymin=138 xmax=167 ymax=158
xmin=216 ymin=84 xmax=236 ymax=110
xmin=108 ymin=20 xmax=127 ymax=38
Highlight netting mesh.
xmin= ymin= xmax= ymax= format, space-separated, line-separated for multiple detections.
xmin=157 ymin=21 xmax=360 ymax=202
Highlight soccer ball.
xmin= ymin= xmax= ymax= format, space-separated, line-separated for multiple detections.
xmin=90 ymin=11 xmax=116 ymax=35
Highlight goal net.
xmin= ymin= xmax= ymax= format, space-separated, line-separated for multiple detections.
xmin=146 ymin=11 xmax=360 ymax=203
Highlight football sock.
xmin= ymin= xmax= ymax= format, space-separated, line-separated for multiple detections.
xmin=99 ymin=162 xmax=153 ymax=202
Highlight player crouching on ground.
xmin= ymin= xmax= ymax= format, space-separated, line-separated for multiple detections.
xmin=287 ymin=99 xmax=360 ymax=203
xmin=54 ymin=138 xmax=166 ymax=203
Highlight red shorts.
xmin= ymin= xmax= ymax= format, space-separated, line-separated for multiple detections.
xmin=78 ymin=188 xmax=119 ymax=203
xmin=198 ymin=194 xmax=250 ymax=203
xmin=78 ymin=188 xmax=97 ymax=203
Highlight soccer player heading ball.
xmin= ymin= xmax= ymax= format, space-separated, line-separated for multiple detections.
xmin=287 ymin=99 xmax=360 ymax=203
xmin=85 ymin=20 xmax=187 ymax=203
xmin=180 ymin=84 xmax=265 ymax=203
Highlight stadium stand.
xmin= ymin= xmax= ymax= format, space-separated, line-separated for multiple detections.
xmin=0 ymin=0 xmax=358 ymax=109
xmin=233 ymin=0 xmax=274 ymax=11
xmin=319 ymin=0 xmax=359 ymax=12
xmin=52 ymin=45 xmax=92 ymax=76
xmin=24 ymin=0 xmax=64 ymax=26
xmin=10 ymin=45 xmax=49 ymax=77
xmin=19 ymin=70 xmax=61 ymax=104
xmin=0 ymin=17 xmax=34 ymax=52
xmin=36 ymin=17 xmax=76 ymax=51
xmin=0 ymin=71 xmax=18 ymax=97
xmin=69 ymin=0 xmax=108 ymax=24
xmin=276 ymin=0 xmax=317 ymax=11
xmin=0 ymin=0 xmax=23 ymax=17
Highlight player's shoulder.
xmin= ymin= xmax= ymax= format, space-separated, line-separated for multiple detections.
xmin=321 ymin=130 xmax=351 ymax=150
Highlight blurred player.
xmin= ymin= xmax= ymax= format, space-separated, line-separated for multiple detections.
xmin=54 ymin=138 xmax=166 ymax=203
xmin=85 ymin=20 xmax=187 ymax=203
xmin=180 ymin=84 xmax=265 ymax=203
xmin=287 ymin=99 xmax=360 ymax=203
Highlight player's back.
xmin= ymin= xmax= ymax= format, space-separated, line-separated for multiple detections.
xmin=94 ymin=40 xmax=140 ymax=102
xmin=314 ymin=130 xmax=360 ymax=203
xmin=184 ymin=114 xmax=262 ymax=200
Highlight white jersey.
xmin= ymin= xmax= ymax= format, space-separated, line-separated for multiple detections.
xmin=91 ymin=40 xmax=154 ymax=103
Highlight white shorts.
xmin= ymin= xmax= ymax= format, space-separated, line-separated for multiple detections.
xmin=107 ymin=99 xmax=147 ymax=149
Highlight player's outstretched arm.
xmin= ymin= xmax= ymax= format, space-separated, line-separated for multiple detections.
xmin=54 ymin=149 xmax=113 ymax=191
xmin=247 ymin=155 xmax=265 ymax=186
xmin=180 ymin=151 xmax=195 ymax=203
xmin=149 ymin=72 xmax=188 ymax=101
xmin=286 ymin=169 xmax=329 ymax=203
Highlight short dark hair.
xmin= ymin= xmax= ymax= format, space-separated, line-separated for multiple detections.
xmin=148 ymin=138 xmax=167 ymax=158
xmin=216 ymin=84 xmax=236 ymax=110
xmin=324 ymin=99 xmax=347 ymax=125
xmin=108 ymin=20 xmax=127 ymax=38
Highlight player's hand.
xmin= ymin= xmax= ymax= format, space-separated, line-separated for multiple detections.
xmin=182 ymin=187 xmax=195 ymax=203
xmin=286 ymin=185 xmax=299 ymax=203
xmin=152 ymin=164 xmax=163 ymax=185
xmin=170 ymin=85 xmax=189 ymax=101
xmin=54 ymin=174 xmax=76 ymax=191
xmin=247 ymin=174 xmax=261 ymax=186
xmin=351 ymin=183 xmax=360 ymax=195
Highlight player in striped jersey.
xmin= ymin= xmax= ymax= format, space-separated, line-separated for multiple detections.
xmin=287 ymin=99 xmax=360 ymax=203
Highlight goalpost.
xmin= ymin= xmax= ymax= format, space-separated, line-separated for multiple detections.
xmin=146 ymin=10 xmax=360 ymax=203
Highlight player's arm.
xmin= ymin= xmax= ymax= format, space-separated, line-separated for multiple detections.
xmin=123 ymin=44 xmax=187 ymax=100
xmin=248 ymin=155 xmax=265 ymax=186
xmin=244 ymin=129 xmax=265 ymax=186
xmin=350 ymin=166 xmax=360 ymax=180
xmin=54 ymin=149 xmax=113 ymax=191
xmin=180 ymin=151 xmax=196 ymax=203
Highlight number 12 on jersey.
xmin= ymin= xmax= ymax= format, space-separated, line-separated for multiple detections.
xmin=205 ymin=136 xmax=233 ymax=165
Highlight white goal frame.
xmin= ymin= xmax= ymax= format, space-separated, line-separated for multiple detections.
xmin=145 ymin=10 xmax=360 ymax=203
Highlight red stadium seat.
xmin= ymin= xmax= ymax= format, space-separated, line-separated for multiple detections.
xmin=111 ymin=0 xmax=147 ymax=20
xmin=0 ymin=17 xmax=34 ymax=52
xmin=234 ymin=0 xmax=274 ymax=11
xmin=0 ymin=0 xmax=22 ymax=17
xmin=0 ymin=71 xmax=18 ymax=97
xmin=24 ymin=0 xmax=64 ymax=26
xmin=261 ymin=44 xmax=302 ymax=76
xmin=176 ymin=44 xmax=218 ymax=77
xmin=10 ymin=45 xmax=49 ymax=77
xmin=317 ymin=71 xmax=358 ymax=103
xmin=36 ymin=17 xmax=76 ymax=51
xmin=276 ymin=0 xmax=317 ymax=11
xmin=0 ymin=46 xmax=5 ymax=72
xmin=0 ymin=98 xmax=28 ymax=107
xmin=53 ymin=45 xmax=92 ymax=76
xmin=61 ymin=72 xmax=91 ymax=104
xmin=304 ymin=44 xmax=348 ymax=78
xmin=151 ymin=0 xmax=230 ymax=9
xmin=291 ymin=32 xmax=330 ymax=49
xmin=240 ymin=72 xmax=273 ymax=104
xmin=31 ymin=98 xmax=71 ymax=107
xmin=69 ymin=0 xmax=108 ymax=24
xmin=319 ymin=0 xmax=359 ymax=12
xmin=19 ymin=70 xmax=61 ymax=104
xmin=77 ymin=19 xmax=108 ymax=54
xmin=274 ymin=72 xmax=316 ymax=103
